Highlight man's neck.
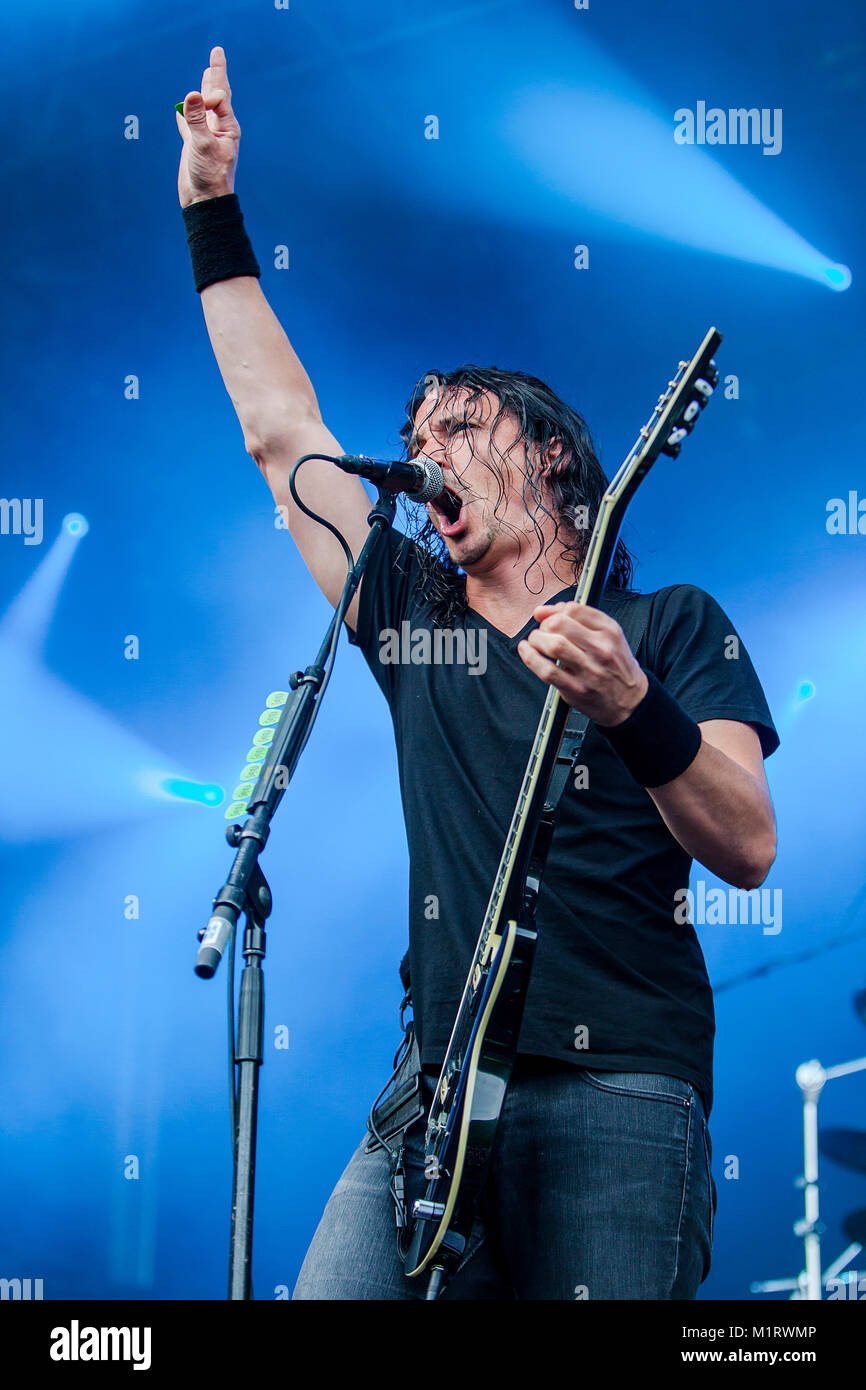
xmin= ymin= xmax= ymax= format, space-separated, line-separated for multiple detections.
xmin=464 ymin=551 xmax=579 ymax=639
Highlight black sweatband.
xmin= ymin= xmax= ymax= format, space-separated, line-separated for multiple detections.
xmin=181 ymin=193 xmax=261 ymax=293
xmin=596 ymin=668 xmax=702 ymax=788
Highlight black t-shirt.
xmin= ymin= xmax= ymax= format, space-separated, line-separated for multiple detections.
xmin=347 ymin=527 xmax=780 ymax=1117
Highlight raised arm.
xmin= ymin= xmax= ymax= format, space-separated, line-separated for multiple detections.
xmin=176 ymin=46 xmax=373 ymax=628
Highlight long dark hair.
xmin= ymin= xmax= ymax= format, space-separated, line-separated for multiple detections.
xmin=395 ymin=364 xmax=636 ymax=625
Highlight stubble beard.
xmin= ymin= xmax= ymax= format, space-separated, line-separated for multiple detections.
xmin=445 ymin=514 xmax=498 ymax=569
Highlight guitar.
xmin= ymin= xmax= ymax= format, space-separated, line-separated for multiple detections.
xmin=403 ymin=327 xmax=723 ymax=1295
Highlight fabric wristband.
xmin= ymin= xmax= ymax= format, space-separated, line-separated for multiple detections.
xmin=595 ymin=668 xmax=702 ymax=788
xmin=181 ymin=193 xmax=261 ymax=293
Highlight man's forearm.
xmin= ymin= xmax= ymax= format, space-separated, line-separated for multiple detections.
xmin=648 ymin=737 xmax=777 ymax=890
xmin=197 ymin=274 xmax=323 ymax=460
xmin=518 ymin=602 xmax=777 ymax=891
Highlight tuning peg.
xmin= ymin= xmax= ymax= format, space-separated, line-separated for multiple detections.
xmin=662 ymin=431 xmax=685 ymax=457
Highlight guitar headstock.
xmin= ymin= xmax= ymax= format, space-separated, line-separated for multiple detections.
xmin=637 ymin=326 xmax=722 ymax=463
xmin=574 ymin=327 xmax=722 ymax=604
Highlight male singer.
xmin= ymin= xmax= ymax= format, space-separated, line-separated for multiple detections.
xmin=176 ymin=47 xmax=778 ymax=1300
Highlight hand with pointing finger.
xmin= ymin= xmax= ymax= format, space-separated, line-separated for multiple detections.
xmin=175 ymin=45 xmax=241 ymax=208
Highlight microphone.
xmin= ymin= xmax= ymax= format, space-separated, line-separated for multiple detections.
xmin=333 ymin=453 xmax=460 ymax=518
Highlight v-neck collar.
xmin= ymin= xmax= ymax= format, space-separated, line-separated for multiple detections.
xmin=463 ymin=581 xmax=626 ymax=649
xmin=464 ymin=584 xmax=578 ymax=649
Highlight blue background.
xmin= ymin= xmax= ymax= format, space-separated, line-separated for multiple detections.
xmin=2 ymin=0 xmax=864 ymax=1301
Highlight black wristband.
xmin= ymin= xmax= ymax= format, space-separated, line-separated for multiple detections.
xmin=181 ymin=193 xmax=261 ymax=293
xmin=595 ymin=668 xmax=702 ymax=788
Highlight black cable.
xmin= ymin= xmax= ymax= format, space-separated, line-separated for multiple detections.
xmin=284 ymin=454 xmax=361 ymax=767
xmin=365 ymin=1025 xmax=414 ymax=1151
xmin=288 ymin=453 xmax=355 ymax=568
xmin=227 ymin=917 xmax=237 ymax=1145
xmin=364 ymin=1025 xmax=416 ymax=1243
xmin=365 ymin=991 xmax=428 ymax=1258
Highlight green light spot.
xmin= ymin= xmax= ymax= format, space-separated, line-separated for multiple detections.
xmin=266 ymin=691 xmax=289 ymax=708
xmin=245 ymin=746 xmax=268 ymax=763
xmin=253 ymin=728 xmax=275 ymax=747
xmin=225 ymin=800 xmax=250 ymax=820
xmin=259 ymin=709 xmax=281 ymax=726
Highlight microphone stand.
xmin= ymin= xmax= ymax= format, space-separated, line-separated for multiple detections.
xmin=194 ymin=486 xmax=398 ymax=1300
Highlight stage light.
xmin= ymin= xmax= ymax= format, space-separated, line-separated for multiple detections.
xmin=495 ymin=41 xmax=853 ymax=292
xmin=0 ymin=513 xmax=92 ymax=652
xmin=823 ymin=263 xmax=853 ymax=291
xmin=159 ymin=778 xmax=224 ymax=806
xmin=773 ymin=676 xmax=818 ymax=732
xmin=0 ymin=520 xmax=231 ymax=836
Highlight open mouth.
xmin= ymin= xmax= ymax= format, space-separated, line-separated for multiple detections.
xmin=430 ymin=486 xmax=466 ymax=535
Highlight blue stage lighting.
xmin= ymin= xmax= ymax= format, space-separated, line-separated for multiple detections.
xmin=160 ymin=778 xmax=224 ymax=806
xmin=1 ymin=514 xmax=91 ymax=653
xmin=823 ymin=263 xmax=852 ymax=291
xmin=499 ymin=60 xmax=853 ymax=291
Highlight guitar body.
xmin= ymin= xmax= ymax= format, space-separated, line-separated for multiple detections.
xmin=403 ymin=328 xmax=722 ymax=1292
xmin=403 ymin=916 xmax=537 ymax=1276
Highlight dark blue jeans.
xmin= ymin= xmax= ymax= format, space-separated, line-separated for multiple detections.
xmin=292 ymin=1058 xmax=716 ymax=1300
